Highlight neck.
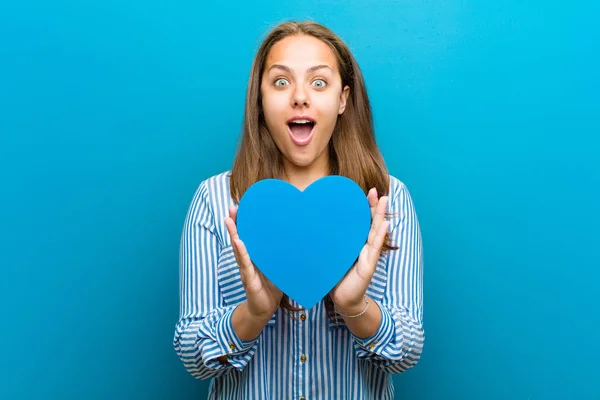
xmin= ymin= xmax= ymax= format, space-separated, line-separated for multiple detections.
xmin=282 ymin=155 xmax=330 ymax=191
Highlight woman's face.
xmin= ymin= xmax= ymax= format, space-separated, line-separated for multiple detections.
xmin=261 ymin=34 xmax=350 ymax=176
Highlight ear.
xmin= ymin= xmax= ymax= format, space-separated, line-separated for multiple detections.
xmin=338 ymin=85 xmax=350 ymax=115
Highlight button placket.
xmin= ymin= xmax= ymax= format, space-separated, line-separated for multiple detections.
xmin=298 ymin=310 xmax=307 ymax=366
xmin=300 ymin=309 xmax=309 ymax=400
xmin=293 ymin=306 xmax=306 ymax=400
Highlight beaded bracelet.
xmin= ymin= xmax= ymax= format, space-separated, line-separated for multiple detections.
xmin=334 ymin=295 xmax=369 ymax=318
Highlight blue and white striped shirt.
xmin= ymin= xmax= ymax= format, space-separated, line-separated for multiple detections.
xmin=173 ymin=171 xmax=424 ymax=399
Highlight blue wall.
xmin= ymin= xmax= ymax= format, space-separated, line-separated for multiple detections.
xmin=1 ymin=1 xmax=598 ymax=398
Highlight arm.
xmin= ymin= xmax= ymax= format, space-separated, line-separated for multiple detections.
xmin=231 ymin=301 xmax=276 ymax=341
xmin=172 ymin=181 xmax=261 ymax=380
xmin=349 ymin=182 xmax=425 ymax=374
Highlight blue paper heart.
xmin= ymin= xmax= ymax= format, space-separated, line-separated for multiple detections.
xmin=236 ymin=175 xmax=371 ymax=310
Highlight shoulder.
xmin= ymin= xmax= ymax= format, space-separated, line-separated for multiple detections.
xmin=185 ymin=170 xmax=233 ymax=232
xmin=187 ymin=169 xmax=230 ymax=204
xmin=195 ymin=169 xmax=233 ymax=208
xmin=197 ymin=170 xmax=232 ymax=193
xmin=387 ymin=173 xmax=408 ymax=202
xmin=386 ymin=173 xmax=419 ymax=217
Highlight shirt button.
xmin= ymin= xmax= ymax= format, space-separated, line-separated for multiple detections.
xmin=229 ymin=343 xmax=236 ymax=351
xmin=300 ymin=313 xmax=306 ymax=321
xmin=300 ymin=397 xmax=306 ymax=400
xmin=300 ymin=354 xmax=307 ymax=362
xmin=368 ymin=342 xmax=377 ymax=349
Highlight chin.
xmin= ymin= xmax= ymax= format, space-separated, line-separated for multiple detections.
xmin=288 ymin=155 xmax=315 ymax=168
xmin=279 ymin=134 xmax=330 ymax=169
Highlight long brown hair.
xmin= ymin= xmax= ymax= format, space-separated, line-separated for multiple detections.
xmin=230 ymin=20 xmax=398 ymax=319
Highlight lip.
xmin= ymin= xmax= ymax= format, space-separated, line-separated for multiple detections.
xmin=287 ymin=115 xmax=316 ymax=124
xmin=287 ymin=115 xmax=316 ymax=146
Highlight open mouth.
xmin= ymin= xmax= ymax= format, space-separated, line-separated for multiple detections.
xmin=287 ymin=120 xmax=316 ymax=146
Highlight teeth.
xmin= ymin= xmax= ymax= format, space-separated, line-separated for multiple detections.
xmin=290 ymin=119 xmax=312 ymax=124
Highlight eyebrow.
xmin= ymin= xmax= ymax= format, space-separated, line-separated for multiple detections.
xmin=267 ymin=64 xmax=333 ymax=74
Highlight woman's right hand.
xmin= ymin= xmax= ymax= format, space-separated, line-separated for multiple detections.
xmin=225 ymin=205 xmax=283 ymax=322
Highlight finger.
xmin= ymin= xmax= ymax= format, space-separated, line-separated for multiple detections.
xmin=233 ymin=238 xmax=251 ymax=269
xmin=366 ymin=192 xmax=379 ymax=243
xmin=225 ymin=215 xmax=251 ymax=277
xmin=229 ymin=204 xmax=238 ymax=224
xmin=367 ymin=220 xmax=391 ymax=265
xmin=233 ymin=237 xmax=256 ymax=280
xmin=224 ymin=214 xmax=240 ymax=244
xmin=368 ymin=187 xmax=377 ymax=219
xmin=224 ymin=216 xmax=240 ymax=259
xmin=376 ymin=219 xmax=390 ymax=247
xmin=375 ymin=195 xmax=388 ymax=222
xmin=367 ymin=196 xmax=388 ymax=245
xmin=355 ymin=245 xmax=374 ymax=279
xmin=225 ymin=217 xmax=244 ymax=263
xmin=371 ymin=195 xmax=388 ymax=244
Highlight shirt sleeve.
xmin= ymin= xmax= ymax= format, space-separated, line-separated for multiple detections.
xmin=172 ymin=180 xmax=260 ymax=379
xmin=351 ymin=181 xmax=425 ymax=374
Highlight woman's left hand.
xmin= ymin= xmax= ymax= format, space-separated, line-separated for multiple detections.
xmin=329 ymin=188 xmax=390 ymax=313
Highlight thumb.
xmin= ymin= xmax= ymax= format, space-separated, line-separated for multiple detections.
xmin=234 ymin=238 xmax=257 ymax=281
xmin=229 ymin=204 xmax=238 ymax=223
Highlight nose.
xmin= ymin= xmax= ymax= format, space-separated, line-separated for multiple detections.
xmin=291 ymin=84 xmax=310 ymax=108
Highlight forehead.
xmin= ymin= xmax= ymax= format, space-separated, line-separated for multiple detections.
xmin=265 ymin=35 xmax=338 ymax=72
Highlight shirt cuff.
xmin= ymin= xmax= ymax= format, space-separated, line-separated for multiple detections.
xmin=351 ymin=300 xmax=396 ymax=355
xmin=216 ymin=305 xmax=259 ymax=356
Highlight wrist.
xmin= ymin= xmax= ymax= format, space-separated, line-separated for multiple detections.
xmin=245 ymin=301 xmax=278 ymax=324
xmin=333 ymin=295 xmax=369 ymax=317
xmin=233 ymin=301 xmax=275 ymax=342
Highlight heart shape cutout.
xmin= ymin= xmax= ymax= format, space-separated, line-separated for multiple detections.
xmin=236 ymin=175 xmax=371 ymax=310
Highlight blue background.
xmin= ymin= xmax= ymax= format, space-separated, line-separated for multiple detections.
xmin=1 ymin=0 xmax=598 ymax=398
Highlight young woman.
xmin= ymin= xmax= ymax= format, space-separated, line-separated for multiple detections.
xmin=173 ymin=20 xmax=424 ymax=399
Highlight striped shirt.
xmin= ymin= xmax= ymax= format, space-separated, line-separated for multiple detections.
xmin=173 ymin=171 xmax=424 ymax=399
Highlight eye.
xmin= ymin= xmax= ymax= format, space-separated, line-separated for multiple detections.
xmin=274 ymin=78 xmax=289 ymax=87
xmin=312 ymin=79 xmax=327 ymax=89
